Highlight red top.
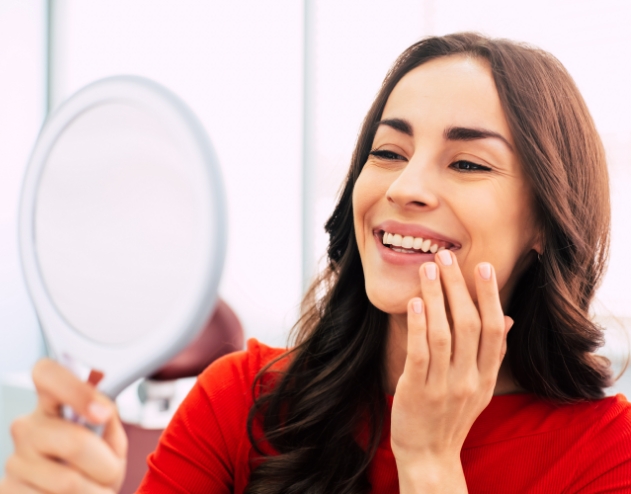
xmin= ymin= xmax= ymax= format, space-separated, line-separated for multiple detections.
xmin=138 ymin=339 xmax=631 ymax=493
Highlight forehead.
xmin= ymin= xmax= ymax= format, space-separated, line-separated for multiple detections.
xmin=382 ymin=55 xmax=513 ymax=143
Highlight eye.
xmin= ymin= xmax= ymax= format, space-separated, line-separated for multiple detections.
xmin=368 ymin=149 xmax=406 ymax=161
xmin=450 ymin=160 xmax=492 ymax=172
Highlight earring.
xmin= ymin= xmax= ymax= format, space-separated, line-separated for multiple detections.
xmin=537 ymin=252 xmax=542 ymax=263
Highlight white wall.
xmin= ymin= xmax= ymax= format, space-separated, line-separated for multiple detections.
xmin=51 ymin=0 xmax=305 ymax=347
xmin=0 ymin=0 xmax=46 ymax=373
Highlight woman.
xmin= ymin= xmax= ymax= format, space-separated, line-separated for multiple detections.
xmin=2 ymin=33 xmax=630 ymax=493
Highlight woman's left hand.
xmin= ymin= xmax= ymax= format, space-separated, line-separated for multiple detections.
xmin=391 ymin=250 xmax=513 ymax=493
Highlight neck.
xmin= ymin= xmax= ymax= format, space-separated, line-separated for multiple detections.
xmin=384 ymin=313 xmax=525 ymax=396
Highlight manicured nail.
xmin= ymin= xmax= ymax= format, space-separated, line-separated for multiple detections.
xmin=437 ymin=249 xmax=452 ymax=266
xmin=412 ymin=298 xmax=423 ymax=314
xmin=88 ymin=401 xmax=111 ymax=422
xmin=479 ymin=262 xmax=492 ymax=280
xmin=424 ymin=263 xmax=437 ymax=280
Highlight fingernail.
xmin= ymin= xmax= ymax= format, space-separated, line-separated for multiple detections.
xmin=437 ymin=249 xmax=452 ymax=266
xmin=424 ymin=263 xmax=437 ymax=280
xmin=479 ymin=262 xmax=492 ymax=280
xmin=412 ymin=298 xmax=423 ymax=314
xmin=88 ymin=401 xmax=111 ymax=422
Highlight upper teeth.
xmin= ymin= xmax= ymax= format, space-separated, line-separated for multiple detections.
xmin=382 ymin=232 xmax=446 ymax=253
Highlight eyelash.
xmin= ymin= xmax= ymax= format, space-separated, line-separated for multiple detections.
xmin=369 ymin=149 xmax=403 ymax=161
xmin=451 ymin=160 xmax=492 ymax=172
xmin=368 ymin=149 xmax=492 ymax=172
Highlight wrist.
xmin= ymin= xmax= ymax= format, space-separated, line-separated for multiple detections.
xmin=396 ymin=457 xmax=467 ymax=494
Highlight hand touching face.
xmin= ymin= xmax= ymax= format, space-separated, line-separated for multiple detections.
xmin=353 ymin=55 xmax=541 ymax=315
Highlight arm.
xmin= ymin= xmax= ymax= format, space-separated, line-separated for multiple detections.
xmin=391 ymin=251 xmax=511 ymax=493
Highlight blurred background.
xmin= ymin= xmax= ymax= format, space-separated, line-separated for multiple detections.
xmin=0 ymin=0 xmax=630 ymax=471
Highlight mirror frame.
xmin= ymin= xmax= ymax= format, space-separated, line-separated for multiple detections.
xmin=19 ymin=76 xmax=227 ymax=397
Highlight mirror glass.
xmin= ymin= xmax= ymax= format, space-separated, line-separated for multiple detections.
xmin=35 ymin=103 xmax=203 ymax=345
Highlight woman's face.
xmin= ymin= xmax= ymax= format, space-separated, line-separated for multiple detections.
xmin=353 ymin=55 xmax=541 ymax=315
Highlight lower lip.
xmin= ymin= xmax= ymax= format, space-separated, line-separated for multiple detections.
xmin=374 ymin=232 xmax=438 ymax=266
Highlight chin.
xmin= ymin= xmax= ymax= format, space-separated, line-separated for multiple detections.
xmin=364 ymin=280 xmax=416 ymax=315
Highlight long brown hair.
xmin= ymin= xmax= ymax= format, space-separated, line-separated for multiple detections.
xmin=245 ymin=33 xmax=612 ymax=494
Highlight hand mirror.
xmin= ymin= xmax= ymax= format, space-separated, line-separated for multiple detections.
xmin=19 ymin=76 xmax=226 ymax=400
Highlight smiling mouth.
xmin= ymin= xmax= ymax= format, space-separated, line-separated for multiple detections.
xmin=378 ymin=230 xmax=456 ymax=254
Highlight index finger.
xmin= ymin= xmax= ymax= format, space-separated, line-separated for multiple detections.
xmin=32 ymin=359 xmax=113 ymax=425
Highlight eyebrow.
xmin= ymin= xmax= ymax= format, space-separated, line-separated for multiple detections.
xmin=373 ymin=118 xmax=513 ymax=152
xmin=444 ymin=126 xmax=514 ymax=152
xmin=374 ymin=118 xmax=413 ymax=136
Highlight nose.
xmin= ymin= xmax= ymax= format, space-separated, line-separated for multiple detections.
xmin=385 ymin=154 xmax=440 ymax=211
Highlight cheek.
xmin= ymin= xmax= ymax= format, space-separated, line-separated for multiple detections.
xmin=352 ymin=167 xmax=388 ymax=257
xmin=353 ymin=167 xmax=415 ymax=314
xmin=455 ymin=187 xmax=537 ymax=301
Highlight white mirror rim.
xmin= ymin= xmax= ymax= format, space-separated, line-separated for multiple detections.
xmin=19 ymin=76 xmax=226 ymax=397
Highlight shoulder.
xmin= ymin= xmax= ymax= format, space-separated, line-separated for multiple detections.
xmin=578 ymin=393 xmax=631 ymax=449
xmin=196 ymin=338 xmax=289 ymax=404
xmin=138 ymin=339 xmax=289 ymax=493
xmin=567 ymin=394 xmax=631 ymax=491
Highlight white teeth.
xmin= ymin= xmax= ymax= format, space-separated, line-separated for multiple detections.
xmin=381 ymin=230 xmax=452 ymax=253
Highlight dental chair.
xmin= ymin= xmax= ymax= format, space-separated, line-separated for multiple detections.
xmin=118 ymin=299 xmax=244 ymax=494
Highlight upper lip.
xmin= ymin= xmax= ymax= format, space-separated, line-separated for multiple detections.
xmin=374 ymin=220 xmax=462 ymax=249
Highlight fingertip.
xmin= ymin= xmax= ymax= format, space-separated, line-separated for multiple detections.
xmin=478 ymin=262 xmax=492 ymax=281
xmin=505 ymin=316 xmax=515 ymax=332
xmin=421 ymin=262 xmax=438 ymax=281
xmin=87 ymin=399 xmax=113 ymax=424
xmin=31 ymin=358 xmax=55 ymax=383
xmin=410 ymin=297 xmax=423 ymax=315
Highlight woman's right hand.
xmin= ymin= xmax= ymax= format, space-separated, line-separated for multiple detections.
xmin=0 ymin=359 xmax=128 ymax=493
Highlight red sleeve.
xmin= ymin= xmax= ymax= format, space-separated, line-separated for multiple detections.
xmin=136 ymin=339 xmax=275 ymax=493
xmin=571 ymin=394 xmax=631 ymax=493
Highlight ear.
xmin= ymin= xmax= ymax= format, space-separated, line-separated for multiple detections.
xmin=531 ymin=229 xmax=544 ymax=255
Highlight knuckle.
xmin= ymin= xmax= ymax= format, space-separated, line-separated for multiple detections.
xmin=4 ymin=454 xmax=21 ymax=478
xmin=431 ymin=334 xmax=450 ymax=349
xmin=105 ymin=459 xmax=126 ymax=487
xmin=407 ymin=349 xmax=428 ymax=366
xmin=10 ymin=416 xmax=30 ymax=442
xmin=481 ymin=374 xmax=497 ymax=390
xmin=487 ymin=322 xmax=506 ymax=338
xmin=56 ymin=471 xmax=83 ymax=494
xmin=427 ymin=388 xmax=447 ymax=403
xmin=32 ymin=358 xmax=54 ymax=384
xmin=453 ymin=379 xmax=477 ymax=398
xmin=63 ymin=433 xmax=89 ymax=464
xmin=458 ymin=317 xmax=480 ymax=333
